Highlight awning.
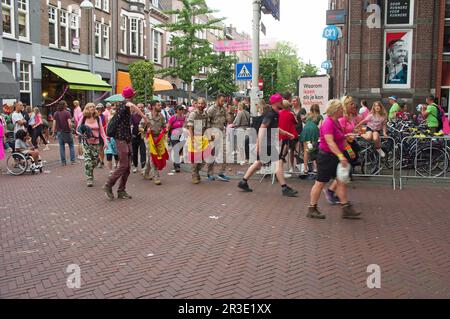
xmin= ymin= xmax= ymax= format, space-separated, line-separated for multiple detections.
xmin=0 ymin=64 xmax=20 ymax=99
xmin=45 ymin=66 xmax=112 ymax=92
xmin=116 ymin=71 xmax=172 ymax=94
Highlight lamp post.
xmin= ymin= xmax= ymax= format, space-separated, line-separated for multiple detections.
xmin=80 ymin=0 xmax=95 ymax=101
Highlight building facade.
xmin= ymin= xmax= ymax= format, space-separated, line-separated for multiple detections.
xmin=327 ymin=0 xmax=449 ymax=115
xmin=0 ymin=0 xmax=241 ymax=109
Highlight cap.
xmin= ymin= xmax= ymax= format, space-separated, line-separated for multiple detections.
xmin=122 ymin=86 xmax=136 ymax=99
xmin=96 ymin=103 xmax=104 ymax=109
xmin=388 ymin=96 xmax=398 ymax=101
xmin=177 ymin=105 xmax=187 ymax=111
xmin=269 ymin=93 xmax=283 ymax=105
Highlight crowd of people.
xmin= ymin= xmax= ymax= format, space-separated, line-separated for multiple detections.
xmin=1 ymin=87 xmax=448 ymax=220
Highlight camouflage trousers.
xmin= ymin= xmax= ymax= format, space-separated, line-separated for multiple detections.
xmin=143 ymin=141 xmax=160 ymax=179
xmin=83 ymin=143 xmax=100 ymax=182
xmin=192 ymin=162 xmax=206 ymax=179
xmin=207 ymin=132 xmax=227 ymax=175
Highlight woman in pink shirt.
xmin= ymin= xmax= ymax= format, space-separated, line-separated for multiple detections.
xmin=31 ymin=107 xmax=49 ymax=150
xmin=77 ymin=103 xmax=107 ymax=187
xmin=73 ymin=100 xmax=84 ymax=160
xmin=307 ymin=99 xmax=361 ymax=220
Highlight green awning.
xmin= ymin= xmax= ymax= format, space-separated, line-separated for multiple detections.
xmin=45 ymin=66 xmax=112 ymax=92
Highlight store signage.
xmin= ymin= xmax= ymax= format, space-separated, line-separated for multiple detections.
xmin=386 ymin=0 xmax=413 ymax=25
xmin=326 ymin=9 xmax=346 ymax=25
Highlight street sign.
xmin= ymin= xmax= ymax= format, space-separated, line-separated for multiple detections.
xmin=236 ymin=63 xmax=253 ymax=81
xmin=261 ymin=0 xmax=280 ymax=21
xmin=321 ymin=60 xmax=333 ymax=70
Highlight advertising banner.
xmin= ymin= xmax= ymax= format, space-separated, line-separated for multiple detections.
xmin=383 ymin=30 xmax=413 ymax=88
xmin=299 ymin=76 xmax=330 ymax=114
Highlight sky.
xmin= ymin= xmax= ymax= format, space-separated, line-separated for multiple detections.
xmin=205 ymin=0 xmax=328 ymax=72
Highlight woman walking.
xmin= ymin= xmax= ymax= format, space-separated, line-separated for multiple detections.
xmin=299 ymin=104 xmax=323 ymax=175
xmin=167 ymin=105 xmax=187 ymax=172
xmin=77 ymin=103 xmax=107 ymax=187
xmin=307 ymin=99 xmax=362 ymax=220
xmin=231 ymin=102 xmax=251 ymax=164
xmin=31 ymin=107 xmax=49 ymax=150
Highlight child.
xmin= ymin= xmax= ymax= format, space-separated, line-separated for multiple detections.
xmin=14 ymin=129 xmax=42 ymax=169
xmin=105 ymin=137 xmax=119 ymax=176
xmin=355 ymin=101 xmax=388 ymax=158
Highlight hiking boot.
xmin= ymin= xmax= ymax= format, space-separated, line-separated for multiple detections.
xmin=154 ymin=178 xmax=162 ymax=186
xmin=238 ymin=180 xmax=253 ymax=192
xmin=323 ymin=189 xmax=339 ymax=205
xmin=306 ymin=206 xmax=326 ymax=219
xmin=342 ymin=203 xmax=361 ymax=219
xmin=192 ymin=176 xmax=201 ymax=184
xmin=102 ymin=185 xmax=114 ymax=200
xmin=282 ymin=186 xmax=298 ymax=197
xmin=117 ymin=191 xmax=132 ymax=200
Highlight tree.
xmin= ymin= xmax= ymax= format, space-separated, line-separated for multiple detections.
xmin=129 ymin=61 xmax=155 ymax=104
xmin=262 ymin=41 xmax=319 ymax=95
xmin=195 ymin=52 xmax=238 ymax=98
xmin=160 ymin=0 xmax=224 ymax=101
xmin=259 ymin=57 xmax=278 ymax=102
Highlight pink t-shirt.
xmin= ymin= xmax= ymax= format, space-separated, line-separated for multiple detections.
xmin=34 ymin=114 xmax=43 ymax=126
xmin=74 ymin=107 xmax=83 ymax=125
xmin=319 ymin=117 xmax=346 ymax=153
xmin=365 ymin=114 xmax=386 ymax=131
xmin=77 ymin=116 xmax=107 ymax=145
xmin=338 ymin=115 xmax=361 ymax=135
xmin=168 ymin=115 xmax=186 ymax=138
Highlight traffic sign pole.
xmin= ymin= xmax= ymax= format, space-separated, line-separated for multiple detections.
xmin=251 ymin=0 xmax=261 ymax=116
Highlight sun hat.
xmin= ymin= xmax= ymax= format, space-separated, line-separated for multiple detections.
xmin=122 ymin=86 xmax=136 ymax=99
xmin=269 ymin=93 xmax=283 ymax=105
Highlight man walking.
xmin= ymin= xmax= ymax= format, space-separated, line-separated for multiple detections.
xmin=206 ymin=93 xmax=230 ymax=182
xmin=238 ymin=93 xmax=298 ymax=197
xmin=52 ymin=101 xmax=76 ymax=165
xmin=131 ymin=103 xmax=146 ymax=174
xmin=103 ymin=87 xmax=147 ymax=200
xmin=141 ymin=100 xmax=166 ymax=186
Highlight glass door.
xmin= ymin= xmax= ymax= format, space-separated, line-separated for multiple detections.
xmin=440 ymin=88 xmax=449 ymax=117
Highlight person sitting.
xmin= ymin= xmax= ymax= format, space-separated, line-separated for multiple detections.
xmin=14 ymin=129 xmax=42 ymax=169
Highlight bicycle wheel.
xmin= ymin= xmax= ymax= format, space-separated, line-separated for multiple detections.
xmin=414 ymin=147 xmax=448 ymax=177
xmin=6 ymin=153 xmax=28 ymax=176
xmin=360 ymin=149 xmax=381 ymax=175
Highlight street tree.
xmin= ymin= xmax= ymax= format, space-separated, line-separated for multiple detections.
xmin=129 ymin=61 xmax=155 ymax=104
xmin=160 ymin=0 xmax=224 ymax=101
xmin=259 ymin=57 xmax=278 ymax=102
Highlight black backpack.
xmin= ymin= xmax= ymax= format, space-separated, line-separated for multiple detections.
xmin=251 ymin=115 xmax=264 ymax=134
xmin=106 ymin=113 xmax=120 ymax=138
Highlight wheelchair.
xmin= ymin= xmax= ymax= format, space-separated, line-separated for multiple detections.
xmin=6 ymin=151 xmax=43 ymax=176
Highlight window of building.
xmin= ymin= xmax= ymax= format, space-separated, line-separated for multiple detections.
xmin=48 ymin=6 xmax=58 ymax=47
xmin=444 ymin=26 xmax=450 ymax=54
xmin=151 ymin=0 xmax=159 ymax=8
xmin=2 ymin=0 xmax=15 ymax=37
xmin=103 ymin=0 xmax=109 ymax=13
xmin=95 ymin=0 xmax=101 ymax=9
xmin=120 ymin=15 xmax=128 ymax=53
xmin=60 ymin=10 xmax=69 ymax=50
xmin=95 ymin=22 xmax=101 ymax=56
xmin=17 ymin=0 xmax=29 ymax=40
xmin=19 ymin=62 xmax=32 ymax=105
xmin=446 ymin=0 xmax=450 ymax=19
xmin=70 ymin=13 xmax=80 ymax=52
xmin=152 ymin=30 xmax=162 ymax=64
xmin=102 ymin=25 xmax=110 ymax=59
xmin=130 ymin=18 xmax=138 ymax=55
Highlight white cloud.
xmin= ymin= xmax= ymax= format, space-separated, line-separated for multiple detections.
xmin=205 ymin=0 xmax=328 ymax=69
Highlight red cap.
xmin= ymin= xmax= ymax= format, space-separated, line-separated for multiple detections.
xmin=269 ymin=93 xmax=283 ymax=105
xmin=122 ymin=86 xmax=136 ymax=99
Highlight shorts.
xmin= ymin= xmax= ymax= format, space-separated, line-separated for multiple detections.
xmin=316 ymin=150 xmax=339 ymax=183
xmin=366 ymin=127 xmax=381 ymax=134
xmin=106 ymin=154 xmax=119 ymax=161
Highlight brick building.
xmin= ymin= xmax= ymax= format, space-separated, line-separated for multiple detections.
xmin=327 ymin=0 xmax=449 ymax=115
xmin=0 ymin=0 xmax=240 ymax=109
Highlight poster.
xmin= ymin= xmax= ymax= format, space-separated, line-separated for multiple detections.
xmin=385 ymin=0 xmax=413 ymax=26
xmin=298 ymin=76 xmax=329 ymax=114
xmin=383 ymin=30 xmax=413 ymax=89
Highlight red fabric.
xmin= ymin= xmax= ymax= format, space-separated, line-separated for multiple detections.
xmin=278 ymin=109 xmax=298 ymax=140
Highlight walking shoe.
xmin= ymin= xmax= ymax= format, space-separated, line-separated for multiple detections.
xmin=284 ymin=172 xmax=292 ymax=179
xmin=238 ymin=180 xmax=253 ymax=192
xmin=217 ymin=174 xmax=230 ymax=182
xmin=87 ymin=181 xmax=94 ymax=187
xmin=77 ymin=155 xmax=85 ymax=160
xmin=143 ymin=174 xmax=153 ymax=180
xmin=207 ymin=174 xmax=216 ymax=181
xmin=306 ymin=206 xmax=326 ymax=219
xmin=102 ymin=185 xmax=114 ymax=200
xmin=132 ymin=168 xmax=138 ymax=173
xmin=154 ymin=178 xmax=162 ymax=186
xmin=324 ymin=189 xmax=339 ymax=205
xmin=342 ymin=203 xmax=362 ymax=219
xmin=175 ymin=167 xmax=181 ymax=173
xmin=117 ymin=191 xmax=132 ymax=200
xmin=282 ymin=186 xmax=299 ymax=197
xmin=377 ymin=148 xmax=386 ymax=158
xmin=43 ymin=145 xmax=50 ymax=151
xmin=98 ymin=162 xmax=104 ymax=169
xmin=192 ymin=176 xmax=201 ymax=184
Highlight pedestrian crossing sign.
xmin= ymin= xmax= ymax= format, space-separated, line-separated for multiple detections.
xmin=236 ymin=62 xmax=253 ymax=81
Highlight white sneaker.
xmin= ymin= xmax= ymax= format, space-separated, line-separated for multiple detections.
xmin=43 ymin=145 xmax=50 ymax=151
xmin=284 ymin=173 xmax=292 ymax=179
xmin=377 ymin=148 xmax=386 ymax=158
xmin=78 ymin=155 xmax=85 ymax=160
xmin=132 ymin=168 xmax=138 ymax=173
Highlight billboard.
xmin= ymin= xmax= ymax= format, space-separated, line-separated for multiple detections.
xmin=383 ymin=30 xmax=413 ymax=89
xmin=213 ymin=39 xmax=276 ymax=52
xmin=298 ymin=76 xmax=330 ymax=114
xmin=385 ymin=0 xmax=414 ymax=26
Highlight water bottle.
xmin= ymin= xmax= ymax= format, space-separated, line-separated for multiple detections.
xmin=307 ymin=141 xmax=313 ymax=151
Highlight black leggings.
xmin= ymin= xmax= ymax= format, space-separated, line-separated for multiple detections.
xmin=32 ymin=125 xmax=48 ymax=148
xmin=131 ymin=136 xmax=146 ymax=169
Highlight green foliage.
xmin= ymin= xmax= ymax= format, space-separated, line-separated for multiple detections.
xmin=195 ymin=53 xmax=238 ymax=98
xmin=262 ymin=41 xmax=319 ymax=95
xmin=259 ymin=57 xmax=278 ymax=102
xmin=159 ymin=0 xmax=225 ymax=98
xmin=129 ymin=61 xmax=155 ymax=103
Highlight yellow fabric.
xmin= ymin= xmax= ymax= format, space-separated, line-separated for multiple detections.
xmin=187 ymin=136 xmax=210 ymax=153
xmin=148 ymin=134 xmax=167 ymax=158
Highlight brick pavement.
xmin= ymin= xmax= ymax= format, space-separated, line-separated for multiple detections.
xmin=0 ymin=146 xmax=449 ymax=299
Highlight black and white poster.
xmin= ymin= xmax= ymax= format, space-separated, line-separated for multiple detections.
xmin=385 ymin=0 xmax=414 ymax=26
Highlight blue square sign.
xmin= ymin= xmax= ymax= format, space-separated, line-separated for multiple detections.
xmin=236 ymin=63 xmax=253 ymax=81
